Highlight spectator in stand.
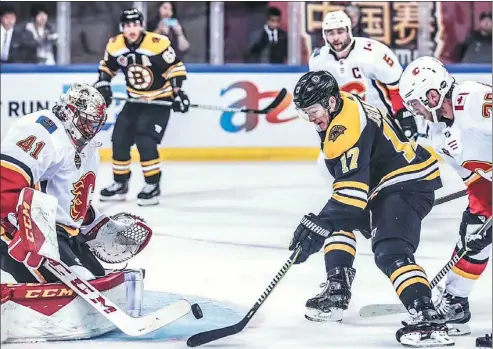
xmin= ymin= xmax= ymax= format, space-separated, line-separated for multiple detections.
xmin=24 ymin=5 xmax=58 ymax=65
xmin=456 ymin=11 xmax=492 ymax=63
xmin=149 ymin=1 xmax=190 ymax=61
xmin=344 ymin=4 xmax=368 ymax=38
xmin=247 ymin=6 xmax=288 ymax=64
xmin=0 ymin=4 xmax=38 ymax=63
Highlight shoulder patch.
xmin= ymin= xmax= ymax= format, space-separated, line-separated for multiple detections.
xmin=454 ymin=92 xmax=468 ymax=111
xmin=139 ymin=32 xmax=170 ymax=55
xmin=323 ymin=96 xmax=363 ymax=160
xmin=328 ymin=125 xmax=347 ymax=141
xmin=106 ymin=34 xmax=126 ymax=55
xmin=36 ymin=115 xmax=58 ymax=134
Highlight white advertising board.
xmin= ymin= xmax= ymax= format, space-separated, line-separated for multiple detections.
xmin=1 ymin=69 xmax=491 ymax=160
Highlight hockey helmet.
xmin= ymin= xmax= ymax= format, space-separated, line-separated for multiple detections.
xmin=294 ymin=70 xmax=342 ymax=120
xmin=120 ymin=8 xmax=145 ymax=31
xmin=322 ymin=10 xmax=354 ymax=50
xmin=54 ymin=83 xmax=107 ymax=152
xmin=399 ymin=56 xmax=455 ymax=123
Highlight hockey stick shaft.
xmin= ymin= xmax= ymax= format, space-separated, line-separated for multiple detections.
xmin=359 ymin=216 xmax=492 ymax=317
xmin=186 ymin=245 xmax=302 ymax=347
xmin=113 ymin=88 xmax=287 ymax=115
xmin=434 ymin=189 xmax=467 ymax=206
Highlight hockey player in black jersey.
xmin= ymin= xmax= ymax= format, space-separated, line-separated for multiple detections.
xmin=288 ymin=71 xmax=453 ymax=347
xmin=94 ymin=8 xmax=190 ymax=206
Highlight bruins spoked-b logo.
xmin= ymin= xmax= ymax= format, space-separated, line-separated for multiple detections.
xmin=328 ymin=125 xmax=347 ymax=142
xmin=127 ymin=64 xmax=154 ymax=90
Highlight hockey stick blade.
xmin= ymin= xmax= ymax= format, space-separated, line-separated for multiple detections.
xmin=242 ymin=88 xmax=288 ymax=114
xmin=186 ymin=245 xmax=302 ymax=347
xmin=43 ymin=258 xmax=192 ymax=336
xmin=359 ymin=217 xmax=492 ymax=318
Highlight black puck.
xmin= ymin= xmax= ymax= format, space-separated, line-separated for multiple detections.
xmin=191 ymin=303 xmax=203 ymax=319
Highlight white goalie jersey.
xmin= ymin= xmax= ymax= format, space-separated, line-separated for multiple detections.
xmin=426 ymin=81 xmax=492 ymax=216
xmin=309 ymin=37 xmax=406 ymax=115
xmin=1 ymin=110 xmax=100 ymax=233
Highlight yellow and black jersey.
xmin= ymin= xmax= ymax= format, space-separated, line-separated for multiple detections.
xmin=98 ymin=31 xmax=187 ymax=100
xmin=319 ymin=92 xmax=442 ymax=231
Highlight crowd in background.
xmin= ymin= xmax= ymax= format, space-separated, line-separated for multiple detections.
xmin=0 ymin=1 xmax=491 ymax=65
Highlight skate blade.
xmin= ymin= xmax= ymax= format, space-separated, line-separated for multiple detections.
xmin=399 ymin=331 xmax=455 ymax=347
xmin=137 ymin=197 xmax=159 ymax=206
xmin=446 ymin=322 xmax=471 ymax=336
xmin=99 ymin=194 xmax=127 ymax=202
xmin=305 ymin=307 xmax=343 ymax=322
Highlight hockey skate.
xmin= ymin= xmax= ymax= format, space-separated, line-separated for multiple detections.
xmin=397 ymin=297 xmax=454 ymax=347
xmin=434 ymin=290 xmax=471 ymax=336
xmin=137 ymin=183 xmax=160 ymax=206
xmin=305 ymin=266 xmax=355 ymax=322
xmin=100 ymin=182 xmax=128 ymax=202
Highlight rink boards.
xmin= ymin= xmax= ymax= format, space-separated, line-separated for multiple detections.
xmin=1 ymin=64 xmax=491 ymax=161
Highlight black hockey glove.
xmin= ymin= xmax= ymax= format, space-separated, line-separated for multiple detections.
xmin=459 ymin=208 xmax=492 ymax=254
xmin=172 ymin=89 xmax=190 ymax=113
xmin=93 ymin=80 xmax=113 ymax=107
xmin=394 ymin=108 xmax=418 ymax=140
xmin=288 ymin=213 xmax=332 ymax=264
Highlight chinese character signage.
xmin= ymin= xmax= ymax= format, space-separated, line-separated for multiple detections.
xmin=302 ymin=1 xmax=438 ymax=65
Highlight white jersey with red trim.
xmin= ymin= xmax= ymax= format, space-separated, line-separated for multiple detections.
xmin=309 ymin=37 xmax=405 ymax=115
xmin=0 ymin=110 xmax=100 ymax=231
xmin=426 ymin=81 xmax=492 ymax=216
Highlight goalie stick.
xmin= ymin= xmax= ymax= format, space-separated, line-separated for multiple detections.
xmin=359 ymin=216 xmax=492 ymax=318
xmin=186 ymin=245 xmax=302 ymax=347
xmin=113 ymin=88 xmax=288 ymax=115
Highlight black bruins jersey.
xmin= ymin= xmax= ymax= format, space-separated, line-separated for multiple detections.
xmin=319 ymin=92 xmax=442 ymax=231
xmin=98 ymin=31 xmax=187 ymax=100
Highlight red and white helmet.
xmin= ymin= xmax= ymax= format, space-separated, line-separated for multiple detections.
xmin=322 ymin=10 xmax=354 ymax=49
xmin=54 ymin=83 xmax=107 ymax=152
xmin=399 ymin=56 xmax=455 ymax=123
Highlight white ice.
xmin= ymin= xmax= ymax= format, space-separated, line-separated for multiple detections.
xmin=8 ymin=162 xmax=491 ymax=349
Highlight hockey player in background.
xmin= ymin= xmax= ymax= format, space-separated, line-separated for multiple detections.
xmin=309 ymin=10 xmax=418 ymax=140
xmin=289 ymin=71 xmax=452 ymax=347
xmin=0 ymin=83 xmax=153 ymax=342
xmin=95 ymin=8 xmax=190 ymax=206
xmin=400 ymin=57 xmax=492 ymax=343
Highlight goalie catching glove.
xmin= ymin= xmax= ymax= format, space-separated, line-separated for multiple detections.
xmin=80 ymin=209 xmax=152 ymax=264
xmin=288 ymin=213 xmax=332 ymax=264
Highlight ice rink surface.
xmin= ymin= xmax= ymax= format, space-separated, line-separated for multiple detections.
xmin=8 ymin=161 xmax=491 ymax=349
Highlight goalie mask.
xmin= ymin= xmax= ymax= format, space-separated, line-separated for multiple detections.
xmin=54 ymin=83 xmax=107 ymax=152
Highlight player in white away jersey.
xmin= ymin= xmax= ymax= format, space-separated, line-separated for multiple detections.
xmin=309 ymin=10 xmax=418 ymax=139
xmin=400 ymin=56 xmax=492 ymax=342
xmin=0 ymin=83 xmax=153 ymax=343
